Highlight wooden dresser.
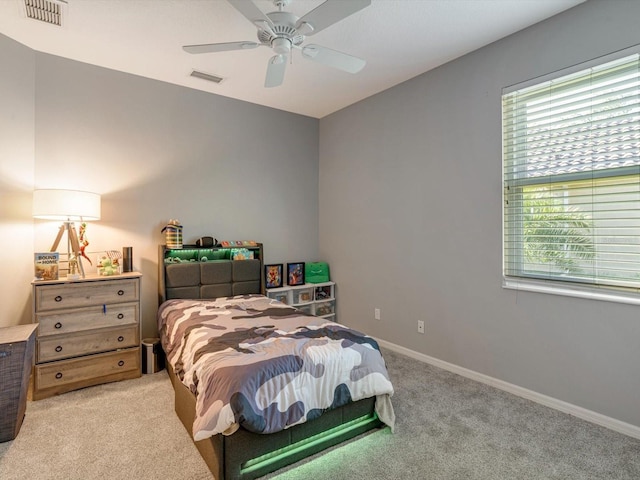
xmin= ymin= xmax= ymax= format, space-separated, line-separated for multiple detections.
xmin=31 ymin=272 xmax=142 ymax=400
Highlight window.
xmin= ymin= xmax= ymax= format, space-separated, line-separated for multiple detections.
xmin=502 ymin=51 xmax=640 ymax=299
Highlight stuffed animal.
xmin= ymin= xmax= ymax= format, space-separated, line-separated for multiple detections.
xmin=98 ymin=256 xmax=118 ymax=276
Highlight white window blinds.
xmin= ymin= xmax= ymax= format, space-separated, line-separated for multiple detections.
xmin=502 ymin=52 xmax=640 ymax=292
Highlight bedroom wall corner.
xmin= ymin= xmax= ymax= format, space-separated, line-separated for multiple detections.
xmin=0 ymin=33 xmax=36 ymax=327
xmin=318 ymin=0 xmax=640 ymax=431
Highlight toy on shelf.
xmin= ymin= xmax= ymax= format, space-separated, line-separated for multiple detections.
xmin=161 ymin=219 xmax=183 ymax=248
xmin=97 ymin=250 xmax=122 ymax=276
xmin=78 ymin=222 xmax=93 ymax=266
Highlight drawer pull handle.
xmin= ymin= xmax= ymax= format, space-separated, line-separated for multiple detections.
xmin=117 ymin=290 xmax=124 ymax=296
xmin=55 ymin=295 xmax=62 ymax=302
xmin=117 ymin=336 xmax=124 ymax=342
xmin=117 ymin=313 xmax=124 ymax=319
xmin=118 ymin=360 xmax=125 ymax=367
xmin=55 ymin=372 xmax=63 ymax=379
xmin=55 ymin=322 xmax=62 ymax=329
xmin=55 ymin=346 xmax=63 ymax=352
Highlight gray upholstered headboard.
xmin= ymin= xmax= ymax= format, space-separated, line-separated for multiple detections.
xmin=158 ymin=244 xmax=264 ymax=303
xmin=164 ymin=260 xmax=261 ymax=300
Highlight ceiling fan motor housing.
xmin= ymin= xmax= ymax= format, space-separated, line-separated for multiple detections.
xmin=258 ymin=11 xmax=304 ymax=51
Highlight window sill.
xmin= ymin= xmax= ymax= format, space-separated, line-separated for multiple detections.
xmin=503 ymin=278 xmax=640 ymax=306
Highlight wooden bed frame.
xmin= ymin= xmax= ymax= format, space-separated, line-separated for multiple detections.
xmin=158 ymin=245 xmax=383 ymax=479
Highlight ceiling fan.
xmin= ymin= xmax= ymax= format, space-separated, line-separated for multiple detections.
xmin=183 ymin=0 xmax=371 ymax=88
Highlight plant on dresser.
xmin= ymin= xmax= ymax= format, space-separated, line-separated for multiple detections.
xmin=31 ymin=272 xmax=142 ymax=400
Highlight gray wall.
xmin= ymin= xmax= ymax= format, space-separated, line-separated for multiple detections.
xmin=319 ymin=0 xmax=640 ymax=428
xmin=1 ymin=35 xmax=319 ymax=336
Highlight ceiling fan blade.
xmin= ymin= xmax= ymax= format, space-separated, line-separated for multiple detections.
xmin=265 ymin=54 xmax=287 ymax=88
xmin=301 ymin=44 xmax=366 ymax=73
xmin=228 ymin=0 xmax=275 ymax=30
xmin=295 ymin=0 xmax=371 ymax=36
xmin=183 ymin=41 xmax=259 ymax=54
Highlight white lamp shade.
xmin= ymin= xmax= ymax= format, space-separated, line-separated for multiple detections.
xmin=33 ymin=189 xmax=101 ymax=221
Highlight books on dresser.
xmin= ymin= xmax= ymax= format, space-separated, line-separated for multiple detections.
xmin=34 ymin=252 xmax=59 ymax=281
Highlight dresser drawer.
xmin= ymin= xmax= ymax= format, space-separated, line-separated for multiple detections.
xmin=37 ymin=325 xmax=139 ymax=362
xmin=34 ymin=279 xmax=140 ymax=311
xmin=34 ymin=348 xmax=140 ymax=391
xmin=36 ymin=303 xmax=139 ymax=337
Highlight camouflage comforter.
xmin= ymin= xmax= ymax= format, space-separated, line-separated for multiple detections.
xmin=158 ymin=294 xmax=395 ymax=441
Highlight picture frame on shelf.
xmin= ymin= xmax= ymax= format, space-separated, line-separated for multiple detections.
xmin=287 ymin=262 xmax=305 ymax=286
xmin=265 ymin=264 xmax=283 ymax=289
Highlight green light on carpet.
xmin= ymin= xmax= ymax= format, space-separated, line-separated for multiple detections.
xmin=241 ymin=413 xmax=379 ymax=475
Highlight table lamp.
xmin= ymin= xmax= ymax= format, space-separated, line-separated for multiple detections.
xmin=32 ymin=189 xmax=101 ymax=278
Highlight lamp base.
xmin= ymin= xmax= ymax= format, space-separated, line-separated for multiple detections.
xmin=51 ymin=222 xmax=85 ymax=279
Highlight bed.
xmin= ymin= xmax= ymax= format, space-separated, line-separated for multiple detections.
xmin=157 ymin=244 xmax=395 ymax=479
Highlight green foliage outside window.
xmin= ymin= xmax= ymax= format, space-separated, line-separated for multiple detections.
xmin=522 ymin=189 xmax=595 ymax=275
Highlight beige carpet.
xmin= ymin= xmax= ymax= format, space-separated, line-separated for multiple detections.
xmin=0 ymin=371 xmax=211 ymax=480
xmin=1 ymin=350 xmax=639 ymax=480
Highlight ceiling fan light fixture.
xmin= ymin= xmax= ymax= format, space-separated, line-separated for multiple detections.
xmin=272 ymin=37 xmax=291 ymax=55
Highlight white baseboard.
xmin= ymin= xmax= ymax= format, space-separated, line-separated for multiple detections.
xmin=376 ymin=338 xmax=640 ymax=440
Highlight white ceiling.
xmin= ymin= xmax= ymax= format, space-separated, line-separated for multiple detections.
xmin=0 ymin=0 xmax=585 ymax=118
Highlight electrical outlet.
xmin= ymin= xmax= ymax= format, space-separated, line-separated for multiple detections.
xmin=374 ymin=308 xmax=381 ymax=320
xmin=417 ymin=320 xmax=425 ymax=334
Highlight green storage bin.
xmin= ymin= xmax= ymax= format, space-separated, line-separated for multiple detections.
xmin=305 ymin=262 xmax=330 ymax=283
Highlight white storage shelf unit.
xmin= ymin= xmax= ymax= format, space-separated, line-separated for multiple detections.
xmin=267 ymin=282 xmax=336 ymax=321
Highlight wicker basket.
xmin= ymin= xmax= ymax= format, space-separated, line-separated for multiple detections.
xmin=0 ymin=324 xmax=37 ymax=443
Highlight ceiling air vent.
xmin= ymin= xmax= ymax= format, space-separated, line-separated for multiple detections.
xmin=24 ymin=0 xmax=67 ymax=26
xmin=190 ymin=70 xmax=225 ymax=85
